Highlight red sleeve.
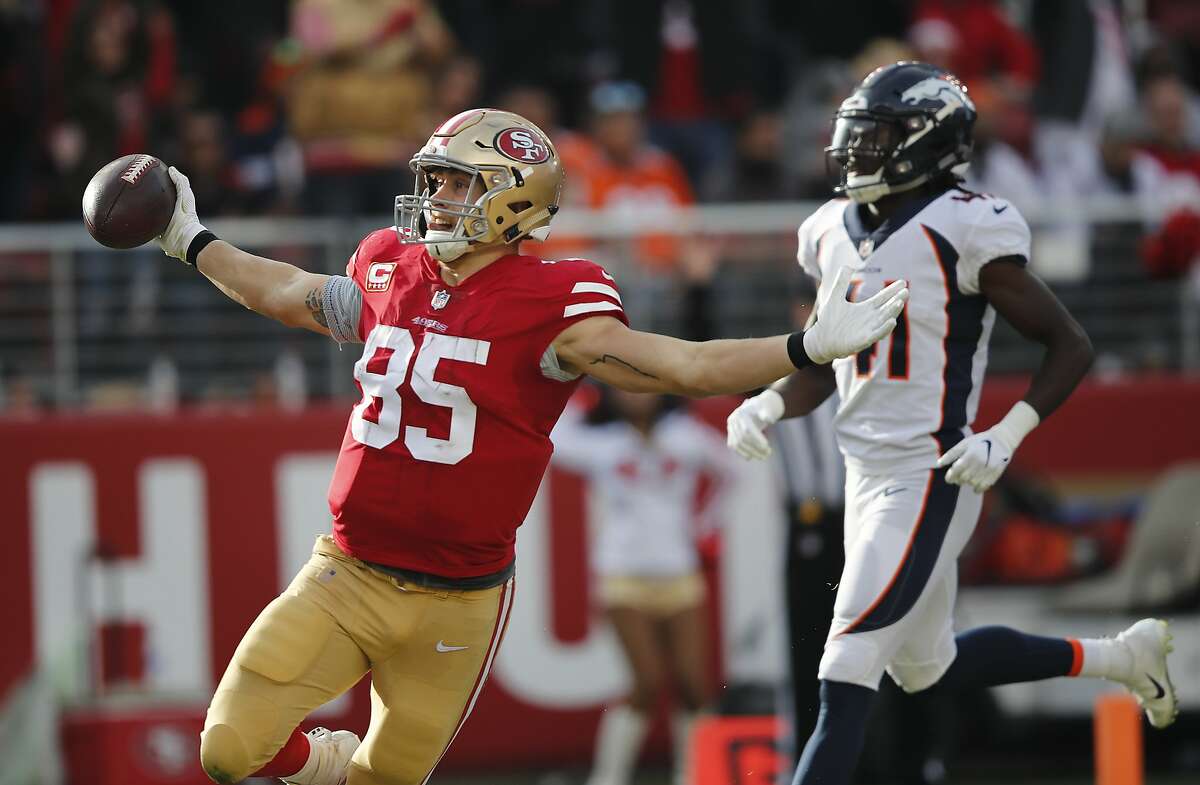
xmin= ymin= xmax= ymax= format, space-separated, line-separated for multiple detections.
xmin=545 ymin=258 xmax=630 ymax=331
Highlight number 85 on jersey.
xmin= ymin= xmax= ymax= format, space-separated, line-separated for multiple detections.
xmin=351 ymin=325 xmax=489 ymax=465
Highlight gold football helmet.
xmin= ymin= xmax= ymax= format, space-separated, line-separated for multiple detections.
xmin=396 ymin=108 xmax=563 ymax=262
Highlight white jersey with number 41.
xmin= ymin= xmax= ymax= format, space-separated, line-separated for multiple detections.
xmin=797 ymin=188 xmax=1032 ymax=475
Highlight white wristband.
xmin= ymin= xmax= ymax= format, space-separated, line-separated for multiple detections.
xmin=756 ymin=388 xmax=785 ymax=423
xmin=993 ymin=400 xmax=1040 ymax=449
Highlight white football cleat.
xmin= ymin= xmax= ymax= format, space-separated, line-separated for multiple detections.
xmin=283 ymin=727 xmax=361 ymax=785
xmin=1114 ymin=618 xmax=1178 ymax=729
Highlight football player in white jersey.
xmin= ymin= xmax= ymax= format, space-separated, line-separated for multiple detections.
xmin=726 ymin=62 xmax=1178 ymax=785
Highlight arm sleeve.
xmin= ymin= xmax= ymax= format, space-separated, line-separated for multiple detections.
xmin=340 ymin=229 xmax=390 ymax=341
xmin=958 ymin=199 xmax=1032 ymax=295
xmin=321 ymin=275 xmax=364 ymax=345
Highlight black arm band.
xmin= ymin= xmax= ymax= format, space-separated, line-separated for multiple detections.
xmin=787 ymin=331 xmax=813 ymax=370
xmin=185 ymin=230 xmax=219 ymax=268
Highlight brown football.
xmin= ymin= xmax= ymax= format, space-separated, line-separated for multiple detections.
xmin=82 ymin=154 xmax=177 ymax=249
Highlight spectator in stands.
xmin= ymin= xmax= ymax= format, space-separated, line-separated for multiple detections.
xmin=1029 ymin=0 xmax=1137 ymax=200
xmin=587 ymin=81 xmax=695 ymax=271
xmin=701 ymin=110 xmax=796 ymax=203
xmin=909 ymin=0 xmax=1048 ymax=209
xmin=964 ymin=85 xmax=1042 ymax=208
xmin=780 ymin=38 xmax=915 ymax=199
xmin=696 ymin=110 xmax=796 ymax=277
xmin=44 ymin=2 xmax=179 ymax=339
xmin=0 ymin=3 xmax=43 ymax=220
xmin=43 ymin=0 xmax=177 ymax=220
xmin=496 ymin=84 xmax=604 ymax=260
xmin=226 ymin=42 xmax=306 ymax=215
xmin=552 ymin=386 xmax=729 ymax=785
xmin=1132 ymin=67 xmax=1200 ymax=280
xmin=1098 ymin=65 xmax=1200 ymax=218
xmin=595 ymin=0 xmax=750 ymax=188
xmin=498 ymin=84 xmax=604 ymax=208
xmin=1138 ymin=67 xmax=1200 ymax=178
xmin=288 ymin=0 xmax=455 ymax=215
xmin=165 ymin=0 xmax=289 ymax=121
xmin=428 ymin=54 xmax=483 ymax=124
xmin=443 ymin=0 xmax=602 ymax=126
xmin=176 ymin=109 xmax=240 ymax=217
xmin=909 ymin=0 xmax=1038 ymax=96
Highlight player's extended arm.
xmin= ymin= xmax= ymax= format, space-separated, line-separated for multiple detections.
xmin=935 ymin=257 xmax=1094 ymax=491
xmin=552 ymin=267 xmax=907 ymax=397
xmin=155 ymin=167 xmax=333 ymax=335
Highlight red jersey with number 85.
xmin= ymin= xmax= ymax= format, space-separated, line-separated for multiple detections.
xmin=327 ymin=229 xmax=627 ymax=577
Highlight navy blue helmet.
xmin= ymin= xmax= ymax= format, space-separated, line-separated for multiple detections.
xmin=826 ymin=61 xmax=977 ymax=203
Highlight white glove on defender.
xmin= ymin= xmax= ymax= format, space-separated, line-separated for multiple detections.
xmin=726 ymin=389 xmax=785 ymax=460
xmin=803 ymin=266 xmax=908 ymax=365
xmin=726 ymin=268 xmax=907 ymax=462
xmin=935 ymin=401 xmax=1040 ymax=492
xmin=156 ymin=167 xmax=207 ymax=262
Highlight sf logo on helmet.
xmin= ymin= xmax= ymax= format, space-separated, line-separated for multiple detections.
xmin=495 ymin=128 xmax=550 ymax=164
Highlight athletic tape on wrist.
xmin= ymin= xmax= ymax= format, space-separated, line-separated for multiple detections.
xmin=185 ymin=230 xmax=218 ymax=268
xmin=787 ymin=331 xmax=813 ymax=370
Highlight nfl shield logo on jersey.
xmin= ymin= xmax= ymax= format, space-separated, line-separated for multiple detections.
xmin=431 ymin=290 xmax=451 ymax=310
xmin=858 ymin=237 xmax=875 ymax=258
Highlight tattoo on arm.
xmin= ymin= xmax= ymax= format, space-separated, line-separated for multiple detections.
xmin=305 ymin=285 xmax=329 ymax=328
xmin=588 ymin=354 xmax=659 ymax=379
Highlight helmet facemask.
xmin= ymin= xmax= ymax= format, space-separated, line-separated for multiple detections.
xmin=393 ymin=109 xmax=564 ymax=262
xmin=826 ymin=99 xmax=972 ymax=204
xmin=826 ymin=113 xmax=907 ymax=204
xmin=395 ymin=157 xmax=519 ymax=263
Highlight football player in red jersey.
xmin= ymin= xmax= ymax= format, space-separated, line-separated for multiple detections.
xmin=152 ymin=108 xmax=908 ymax=785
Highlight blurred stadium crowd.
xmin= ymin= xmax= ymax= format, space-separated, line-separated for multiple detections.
xmin=1 ymin=0 xmax=1199 ymax=411
xmin=1 ymin=1 xmax=1197 ymax=220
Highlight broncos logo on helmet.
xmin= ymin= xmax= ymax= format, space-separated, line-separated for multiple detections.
xmin=826 ymin=61 xmax=977 ymax=204
xmin=900 ymin=76 xmax=976 ymax=114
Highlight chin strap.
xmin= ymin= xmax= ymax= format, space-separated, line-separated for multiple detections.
xmin=429 ymin=242 xmax=469 ymax=263
xmin=848 ymin=170 xmax=933 ymax=204
xmin=506 ymin=207 xmax=554 ymax=243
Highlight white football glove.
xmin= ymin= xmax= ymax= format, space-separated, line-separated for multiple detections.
xmin=156 ymin=166 xmax=207 ymax=263
xmin=726 ymin=389 xmax=785 ymax=461
xmin=935 ymin=401 xmax=1040 ymax=492
xmin=803 ymin=266 xmax=908 ymax=364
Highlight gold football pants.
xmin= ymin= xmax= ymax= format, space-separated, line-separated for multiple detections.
xmin=200 ymin=536 xmax=514 ymax=785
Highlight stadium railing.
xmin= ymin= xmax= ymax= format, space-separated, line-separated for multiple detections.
xmin=0 ymin=197 xmax=1195 ymax=410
